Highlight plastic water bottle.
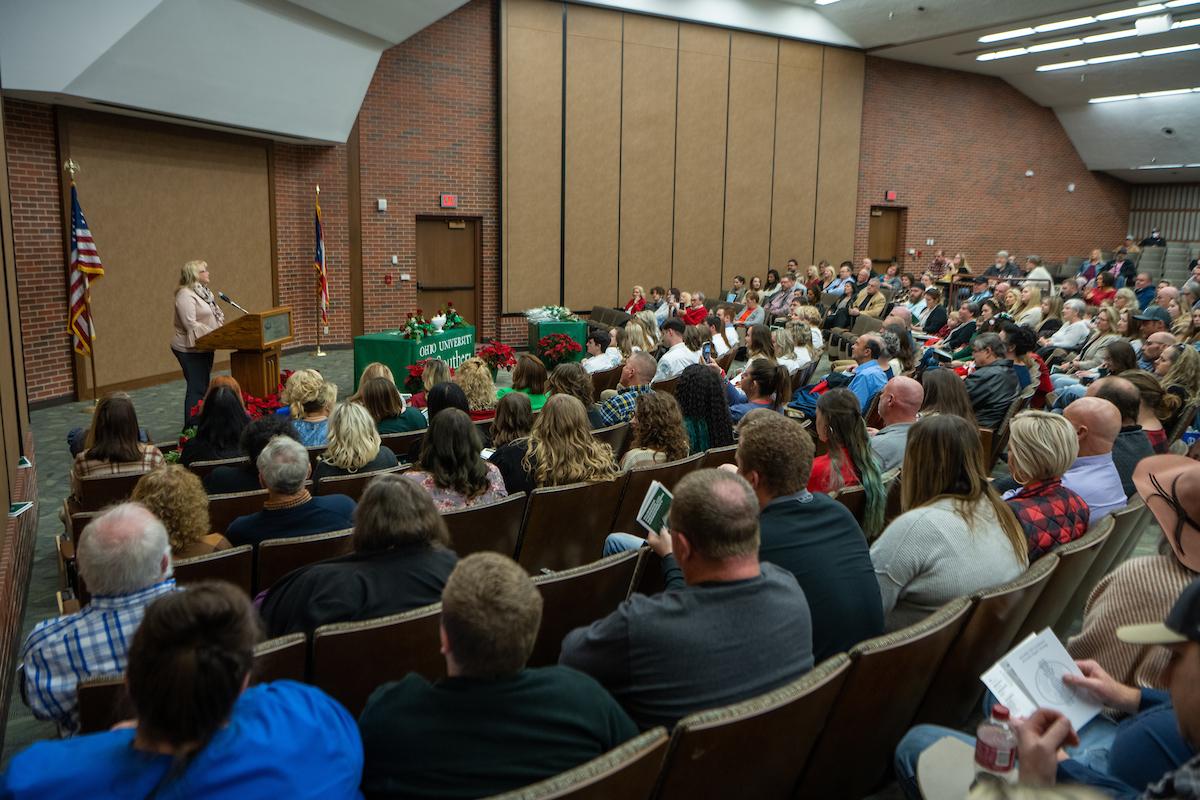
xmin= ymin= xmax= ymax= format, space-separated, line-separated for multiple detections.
xmin=974 ymin=704 xmax=1017 ymax=782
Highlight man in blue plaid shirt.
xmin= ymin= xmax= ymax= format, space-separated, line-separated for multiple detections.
xmin=20 ymin=503 xmax=175 ymax=735
xmin=597 ymin=352 xmax=657 ymax=427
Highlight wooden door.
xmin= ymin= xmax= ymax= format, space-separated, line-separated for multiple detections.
xmin=867 ymin=207 xmax=902 ymax=263
xmin=416 ymin=217 xmax=480 ymax=326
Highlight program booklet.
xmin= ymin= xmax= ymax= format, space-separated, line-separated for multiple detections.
xmin=636 ymin=480 xmax=673 ymax=535
xmin=980 ymin=628 xmax=1101 ymax=731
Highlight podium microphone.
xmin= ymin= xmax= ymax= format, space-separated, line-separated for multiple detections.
xmin=218 ymin=291 xmax=249 ymax=314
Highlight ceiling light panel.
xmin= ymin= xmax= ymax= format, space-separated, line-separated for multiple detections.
xmin=1036 ymin=60 xmax=1088 ymax=71
xmin=1141 ymin=42 xmax=1200 ymax=54
xmin=1089 ymin=86 xmax=1200 ymax=102
xmin=1027 ymin=38 xmax=1084 ymax=52
xmin=1034 ymin=16 xmax=1096 ymax=32
xmin=979 ymin=27 xmax=1036 ymax=43
xmin=1037 ymin=40 xmax=1200 ymax=70
xmin=1083 ymin=29 xmax=1140 ymax=42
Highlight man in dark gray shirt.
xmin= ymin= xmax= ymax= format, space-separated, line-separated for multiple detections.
xmin=559 ymin=469 xmax=814 ymax=730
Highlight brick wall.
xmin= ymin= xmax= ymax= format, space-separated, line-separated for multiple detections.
xmin=3 ymin=99 xmax=71 ymax=403
xmin=853 ymin=57 xmax=1131 ymax=273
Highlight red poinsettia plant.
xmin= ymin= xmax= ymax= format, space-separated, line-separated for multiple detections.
xmin=477 ymin=339 xmax=516 ymax=372
xmin=168 ymin=370 xmax=293 ymax=462
xmin=537 ymin=333 xmax=582 ymax=368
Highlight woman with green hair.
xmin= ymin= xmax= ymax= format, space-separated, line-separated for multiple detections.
xmin=808 ymin=388 xmax=886 ymax=538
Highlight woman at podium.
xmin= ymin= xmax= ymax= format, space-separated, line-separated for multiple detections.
xmin=171 ymin=260 xmax=224 ymax=428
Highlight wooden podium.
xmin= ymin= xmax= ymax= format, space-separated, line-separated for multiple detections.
xmin=194 ymin=307 xmax=294 ymax=398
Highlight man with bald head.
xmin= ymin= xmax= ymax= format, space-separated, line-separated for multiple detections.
xmin=1139 ymin=330 xmax=1177 ymax=372
xmin=1088 ymin=376 xmax=1155 ymax=497
xmin=1063 ymin=397 xmax=1129 ymax=521
xmin=870 ymin=376 xmax=924 ymax=472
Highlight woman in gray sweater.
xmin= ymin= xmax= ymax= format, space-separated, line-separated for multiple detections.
xmin=869 ymin=415 xmax=1028 ymax=630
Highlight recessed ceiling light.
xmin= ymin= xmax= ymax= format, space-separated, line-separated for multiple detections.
xmin=814 ymin=0 xmax=841 ymax=5
xmin=1083 ymin=29 xmax=1140 ymax=42
xmin=1089 ymin=94 xmax=1140 ymax=103
xmin=1097 ymin=4 xmax=1165 ymax=20
xmin=1035 ymin=17 xmax=1097 ymax=32
xmin=1036 ymin=60 xmax=1089 ymax=71
xmin=979 ymin=27 xmax=1036 ymax=43
xmin=1027 ymin=38 xmax=1084 ymax=52
xmin=1142 ymin=43 xmax=1200 ymax=55
xmin=977 ymin=48 xmax=1029 ymax=61
xmin=1088 ymin=51 xmax=1143 ymax=63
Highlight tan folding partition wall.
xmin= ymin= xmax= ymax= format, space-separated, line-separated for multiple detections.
xmin=60 ymin=111 xmax=273 ymax=393
xmin=500 ymin=0 xmax=865 ymax=312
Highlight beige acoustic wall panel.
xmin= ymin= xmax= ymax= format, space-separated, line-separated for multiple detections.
xmin=813 ymin=47 xmax=865 ymax=265
xmin=564 ymin=5 xmax=621 ymax=310
xmin=771 ymin=41 xmax=823 ymax=267
xmin=672 ymin=23 xmax=728 ymax=299
xmin=721 ymin=32 xmax=778 ymax=291
xmin=618 ymin=13 xmax=677 ymax=296
xmin=502 ymin=0 xmax=563 ymax=311
xmin=64 ymin=115 xmax=271 ymax=389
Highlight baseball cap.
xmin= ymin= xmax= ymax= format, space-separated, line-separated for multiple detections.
xmin=1133 ymin=306 xmax=1172 ymax=325
xmin=1118 ymin=577 xmax=1200 ymax=646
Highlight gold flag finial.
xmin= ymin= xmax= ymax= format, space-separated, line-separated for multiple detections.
xmin=64 ymin=159 xmax=80 ymax=179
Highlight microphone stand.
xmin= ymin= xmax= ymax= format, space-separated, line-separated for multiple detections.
xmin=218 ymin=292 xmax=249 ymax=315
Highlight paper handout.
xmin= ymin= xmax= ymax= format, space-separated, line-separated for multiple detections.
xmin=980 ymin=628 xmax=1101 ymax=732
xmin=636 ymin=480 xmax=673 ymax=535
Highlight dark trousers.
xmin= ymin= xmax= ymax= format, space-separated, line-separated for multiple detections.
xmin=172 ymin=348 xmax=213 ymax=428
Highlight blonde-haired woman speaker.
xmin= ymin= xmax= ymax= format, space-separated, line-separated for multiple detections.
xmin=171 ymin=259 xmax=225 ymax=427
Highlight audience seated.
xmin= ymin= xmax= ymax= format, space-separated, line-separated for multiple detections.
xmin=262 ymin=474 xmax=458 ymax=636
xmin=595 ymin=351 xmax=656 ymax=427
xmin=1062 ymin=397 xmax=1129 ymax=521
xmin=280 ymin=368 xmax=337 ymax=446
xmin=706 ymin=313 xmax=734 ymax=357
xmin=919 ymin=367 xmax=978 ymax=427
xmin=732 ymin=411 xmax=883 ymax=661
xmin=809 ymin=388 xmax=887 ymax=537
xmin=964 ymin=332 xmax=1020 ymax=430
xmin=487 ymin=392 xmax=534 ymax=495
xmin=1156 ymin=342 xmax=1200 ymax=422
xmin=581 ymin=328 xmax=620 ymax=374
xmin=870 ymin=415 xmax=1027 ymax=630
xmin=654 ymin=318 xmax=700 ymax=382
xmin=1001 ymin=410 xmax=1090 ymax=562
xmin=546 ymin=361 xmax=605 ymax=428
xmin=1087 ymin=376 xmax=1155 ymax=497
xmin=20 ymin=504 xmax=175 ymax=735
xmin=739 ymin=324 xmax=775 ymax=373
xmin=347 ymin=361 xmax=394 ymax=402
xmin=724 ymin=359 xmax=790 ymax=422
xmin=7 ymin=583 xmax=363 ymax=798
xmin=942 ymin=302 xmax=979 ymax=351
xmin=732 ymin=290 xmax=765 ymax=329
xmin=526 ymin=394 xmax=620 ymax=487
xmin=409 ymin=358 xmax=450 ymax=410
xmin=132 ymin=465 xmax=232 ymax=558
xmin=358 ymin=553 xmax=637 ymax=797
xmin=203 ymin=414 xmax=300 ymax=494
xmin=69 ymin=393 xmax=164 ymax=500
xmin=1051 ymin=339 xmax=1139 ymax=411
xmin=620 ymin=392 xmax=689 ymax=470
xmin=869 ymin=376 xmax=923 ymax=473
xmin=179 ymin=384 xmax=250 ymax=466
xmin=359 ymin=375 xmax=427 ymax=434
xmin=1121 ymin=369 xmax=1176 ymax=453
xmin=918 ymin=287 xmax=948 ymax=334
xmin=225 ymin=436 xmax=355 ymax=548
xmin=791 ymin=332 xmax=889 ymax=418
xmin=675 ymin=364 xmax=735 ymax=454
xmin=313 ymin=403 xmax=399 ymax=483
xmin=404 ymin=408 xmax=507 ymax=511
xmin=453 ymin=357 xmax=499 ymax=421
xmin=497 ymin=353 xmax=549 ymax=411
xmin=560 ymin=469 xmax=814 ymax=730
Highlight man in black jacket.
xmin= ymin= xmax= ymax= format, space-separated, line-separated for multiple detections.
xmin=965 ymin=332 xmax=1019 ymax=430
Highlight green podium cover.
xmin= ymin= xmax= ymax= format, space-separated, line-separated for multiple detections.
xmin=527 ymin=321 xmax=587 ymax=363
xmin=353 ymin=325 xmax=476 ymax=391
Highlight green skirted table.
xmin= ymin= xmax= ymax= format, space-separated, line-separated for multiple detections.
xmin=527 ymin=320 xmax=587 ymax=363
xmin=353 ymin=325 xmax=476 ymax=391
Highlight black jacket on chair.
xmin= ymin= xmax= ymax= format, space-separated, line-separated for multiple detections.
xmin=965 ymin=359 xmax=1019 ymax=431
xmin=921 ymin=305 xmax=948 ymax=335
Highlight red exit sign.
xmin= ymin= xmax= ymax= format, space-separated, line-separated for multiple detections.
xmin=439 ymin=193 xmax=458 ymax=209
xmin=884 ymin=190 xmax=898 ymax=202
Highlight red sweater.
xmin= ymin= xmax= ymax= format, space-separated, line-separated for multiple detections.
xmin=808 ymin=448 xmax=861 ymax=494
xmin=624 ymin=297 xmax=646 ymax=314
xmin=682 ymin=305 xmax=707 ymax=326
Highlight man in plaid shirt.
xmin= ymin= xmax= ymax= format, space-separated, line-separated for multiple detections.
xmin=597 ymin=352 xmax=657 ymax=427
xmin=20 ymin=503 xmax=174 ymax=735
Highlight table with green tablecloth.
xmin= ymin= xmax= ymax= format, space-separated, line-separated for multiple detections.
xmin=527 ymin=320 xmax=587 ymax=363
xmin=353 ymin=325 xmax=476 ymax=391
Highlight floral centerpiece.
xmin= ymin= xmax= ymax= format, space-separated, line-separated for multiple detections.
xmin=477 ymin=339 xmax=516 ymax=375
xmin=536 ymin=333 xmax=582 ymax=368
xmin=165 ymin=370 xmax=292 ymax=462
xmin=402 ymin=310 xmax=435 ymax=341
xmin=443 ymin=301 xmax=467 ymax=330
xmin=525 ymin=305 xmax=576 ymax=323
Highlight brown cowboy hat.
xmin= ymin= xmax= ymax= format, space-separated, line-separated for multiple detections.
xmin=1133 ymin=454 xmax=1200 ymax=573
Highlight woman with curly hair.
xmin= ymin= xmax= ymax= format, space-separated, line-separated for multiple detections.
xmin=621 ymin=393 xmax=690 ymax=469
xmin=809 ymin=388 xmax=886 ymax=538
xmin=546 ymin=362 xmax=604 ymax=428
xmin=488 ymin=391 xmax=535 ymax=494
xmin=454 ymin=357 xmax=499 ymax=421
xmin=313 ymin=402 xmax=398 ymax=482
xmin=674 ymin=363 xmax=735 ymax=454
xmin=359 ymin=376 xmax=427 ymax=434
xmin=405 ymin=408 xmax=507 ymax=511
xmin=497 ymin=353 xmax=549 ymax=411
xmin=523 ymin=394 xmax=619 ymax=487
xmin=132 ymin=465 xmax=230 ymax=557
xmin=1155 ymin=343 xmax=1200 ymax=431
xmin=279 ymin=368 xmax=336 ymax=446
xmin=1121 ymin=369 xmax=1179 ymax=453
xmin=180 ymin=385 xmax=250 ymax=466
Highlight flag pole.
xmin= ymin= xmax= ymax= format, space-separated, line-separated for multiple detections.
xmin=315 ymin=184 xmax=326 ymax=358
xmin=65 ymin=159 xmax=100 ymax=410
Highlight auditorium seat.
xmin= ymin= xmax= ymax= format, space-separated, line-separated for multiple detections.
xmin=311 ymin=602 xmax=445 ymax=716
xmin=591 ymin=422 xmax=631 ymax=460
xmin=187 ymin=455 xmax=248 ymax=480
xmin=526 ymin=549 xmax=644 ymax=668
xmin=653 ymin=654 xmax=851 ymax=800
xmin=716 ymin=349 xmax=736 ymax=373
xmin=700 ymin=443 xmax=738 ymax=469
xmin=62 ymin=504 xmax=100 ymax=547
xmin=380 ymin=429 xmax=426 ymax=459
xmin=590 ymin=363 xmax=624 ymax=396
xmin=1056 ymin=499 xmax=1147 ymax=636
xmin=883 ymin=474 xmax=904 ymax=527
xmin=915 ymin=553 xmax=1059 ymax=728
xmin=831 ymin=485 xmax=866 ymax=526
xmin=609 ymin=453 xmax=704 ymax=534
xmin=251 ymin=632 xmax=308 ymax=684
xmin=255 ymin=528 xmax=354 ymax=594
xmin=71 ymin=471 xmax=151 ymax=512
xmin=314 ymin=465 xmax=405 ymax=501
xmin=173 ymin=545 xmax=253 ymax=596
xmin=795 ymin=597 xmax=972 ymax=798
xmin=442 ymin=492 xmax=527 ymax=559
xmin=588 ymin=305 xmax=634 ymax=330
xmin=517 ymin=479 xmax=627 ymax=573
xmin=1012 ymin=517 xmax=1113 ymax=641
xmin=1101 ymin=495 xmax=1151 ymax=575
xmin=484 ymin=727 xmax=668 ymax=800
xmin=649 ymin=376 xmax=678 ymax=396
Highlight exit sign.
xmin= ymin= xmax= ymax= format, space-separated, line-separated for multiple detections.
xmin=439 ymin=193 xmax=458 ymax=209
xmin=884 ymin=190 xmax=897 ymax=202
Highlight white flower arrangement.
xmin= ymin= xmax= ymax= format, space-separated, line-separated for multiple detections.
xmin=525 ymin=305 xmax=576 ymax=323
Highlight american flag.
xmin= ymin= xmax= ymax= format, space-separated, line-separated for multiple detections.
xmin=67 ymin=183 xmax=104 ymax=355
xmin=314 ymin=193 xmax=328 ymax=326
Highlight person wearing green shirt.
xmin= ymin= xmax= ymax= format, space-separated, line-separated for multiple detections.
xmin=360 ymin=376 xmax=427 ymax=433
xmin=496 ymin=353 xmax=550 ymax=412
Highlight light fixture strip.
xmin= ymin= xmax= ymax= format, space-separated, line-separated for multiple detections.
xmin=979 ymin=4 xmax=1199 ymax=43
xmin=977 ymin=14 xmax=1200 ymax=61
xmin=1089 ymin=86 xmax=1200 ymax=102
xmin=1035 ymin=40 xmax=1200 ymax=70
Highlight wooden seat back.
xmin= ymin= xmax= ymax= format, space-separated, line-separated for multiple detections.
xmin=517 ymin=479 xmax=628 ymax=573
xmin=255 ymin=529 xmax=354 ymax=594
xmin=700 ymin=443 xmax=738 ymax=470
xmin=609 ymin=453 xmax=705 ymax=534
xmin=1014 ymin=518 xmax=1113 ymax=641
xmin=442 ymin=492 xmax=528 ymax=559
xmin=380 ymin=429 xmax=426 ymax=459
xmin=485 ymin=728 xmax=669 ymax=800
xmin=314 ymin=465 xmax=405 ymax=501
xmin=74 ymin=471 xmax=150 ymax=512
xmin=592 ymin=422 xmax=631 ymax=460
xmin=591 ymin=363 xmax=624 ymax=396
xmin=207 ymin=489 xmax=268 ymax=534
xmin=187 ymin=455 xmax=248 ymax=479
xmin=173 ymin=545 xmax=254 ymax=596
xmin=650 ymin=376 xmax=678 ymax=396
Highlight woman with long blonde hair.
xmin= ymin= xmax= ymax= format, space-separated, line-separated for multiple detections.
xmin=625 ymin=319 xmax=653 ymax=353
xmin=1009 ymin=285 xmax=1043 ymax=327
xmin=347 ymin=362 xmax=394 ymax=403
xmin=454 ymin=357 xmax=498 ymax=421
xmin=410 ymin=358 xmax=450 ymax=409
xmin=870 ymin=414 xmax=1028 ymax=630
xmin=523 ymin=394 xmax=619 ymax=487
xmin=280 ymin=369 xmax=337 ymax=446
xmin=635 ymin=311 xmax=660 ymax=347
xmin=314 ymin=402 xmax=398 ymax=482
xmin=171 ymin=259 xmax=225 ymax=426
